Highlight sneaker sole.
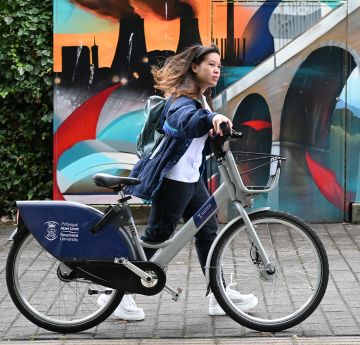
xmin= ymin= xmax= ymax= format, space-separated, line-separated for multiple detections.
xmin=209 ymin=304 xmax=226 ymax=316
xmin=113 ymin=309 xmax=145 ymax=321
xmin=209 ymin=296 xmax=259 ymax=316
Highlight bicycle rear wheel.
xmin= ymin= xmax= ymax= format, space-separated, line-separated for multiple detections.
xmin=209 ymin=210 xmax=329 ymax=332
xmin=6 ymin=225 xmax=124 ymax=333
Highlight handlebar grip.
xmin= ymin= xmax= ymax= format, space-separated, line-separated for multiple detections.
xmin=219 ymin=122 xmax=243 ymax=138
xmin=220 ymin=122 xmax=231 ymax=135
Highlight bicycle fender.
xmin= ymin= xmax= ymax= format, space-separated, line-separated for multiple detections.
xmin=16 ymin=200 xmax=137 ymax=261
xmin=205 ymin=207 xmax=270 ymax=289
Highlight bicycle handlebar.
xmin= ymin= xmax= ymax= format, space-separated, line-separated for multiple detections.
xmin=210 ymin=123 xmax=242 ymax=159
xmin=220 ymin=122 xmax=243 ymax=139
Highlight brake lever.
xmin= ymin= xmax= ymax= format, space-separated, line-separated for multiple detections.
xmin=231 ymin=128 xmax=243 ymax=138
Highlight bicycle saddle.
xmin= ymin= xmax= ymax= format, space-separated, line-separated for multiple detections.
xmin=92 ymin=173 xmax=141 ymax=189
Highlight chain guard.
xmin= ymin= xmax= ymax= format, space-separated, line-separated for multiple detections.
xmin=66 ymin=261 xmax=166 ymax=296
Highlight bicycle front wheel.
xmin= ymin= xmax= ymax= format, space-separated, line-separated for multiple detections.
xmin=6 ymin=225 xmax=124 ymax=333
xmin=209 ymin=210 xmax=329 ymax=332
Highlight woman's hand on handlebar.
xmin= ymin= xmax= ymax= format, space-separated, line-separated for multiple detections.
xmin=212 ymin=114 xmax=233 ymax=136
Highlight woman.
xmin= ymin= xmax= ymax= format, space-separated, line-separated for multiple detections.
xmin=100 ymin=44 xmax=258 ymax=321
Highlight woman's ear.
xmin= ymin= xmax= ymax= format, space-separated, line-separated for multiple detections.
xmin=191 ymin=62 xmax=198 ymax=74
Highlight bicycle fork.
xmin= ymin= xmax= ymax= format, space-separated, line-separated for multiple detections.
xmin=233 ymin=201 xmax=275 ymax=273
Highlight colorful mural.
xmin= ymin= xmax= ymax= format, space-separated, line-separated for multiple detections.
xmin=54 ymin=0 xmax=360 ymax=221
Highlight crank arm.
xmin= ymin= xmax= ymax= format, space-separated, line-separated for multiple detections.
xmin=114 ymin=257 xmax=154 ymax=284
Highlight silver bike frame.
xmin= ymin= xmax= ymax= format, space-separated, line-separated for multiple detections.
xmin=126 ymin=147 xmax=282 ymax=272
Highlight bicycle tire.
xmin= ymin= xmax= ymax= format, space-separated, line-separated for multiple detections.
xmin=6 ymin=225 xmax=124 ymax=333
xmin=209 ymin=210 xmax=329 ymax=332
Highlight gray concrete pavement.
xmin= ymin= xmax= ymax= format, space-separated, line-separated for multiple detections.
xmin=1 ymin=222 xmax=360 ymax=344
xmin=0 ymin=336 xmax=360 ymax=344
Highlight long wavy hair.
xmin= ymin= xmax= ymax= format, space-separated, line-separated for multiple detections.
xmin=151 ymin=44 xmax=220 ymax=110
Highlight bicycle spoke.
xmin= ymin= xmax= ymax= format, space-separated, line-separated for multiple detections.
xmin=7 ymin=229 xmax=122 ymax=332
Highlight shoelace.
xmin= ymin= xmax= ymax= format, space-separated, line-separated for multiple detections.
xmin=226 ymin=273 xmax=238 ymax=292
xmin=208 ymin=273 xmax=239 ymax=299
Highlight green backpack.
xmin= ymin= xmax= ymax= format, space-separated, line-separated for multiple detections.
xmin=136 ymin=96 xmax=168 ymax=159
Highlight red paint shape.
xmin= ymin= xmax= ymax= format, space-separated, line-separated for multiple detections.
xmin=305 ymin=151 xmax=353 ymax=212
xmin=53 ymin=84 xmax=121 ymax=199
xmin=242 ymin=120 xmax=272 ymax=131
xmin=207 ymin=175 xmax=218 ymax=194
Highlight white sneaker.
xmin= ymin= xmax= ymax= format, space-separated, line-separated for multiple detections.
xmin=208 ymin=288 xmax=258 ymax=316
xmin=97 ymin=293 xmax=145 ymax=321
xmin=208 ymin=293 xmax=226 ymax=316
xmin=225 ymin=286 xmax=258 ymax=311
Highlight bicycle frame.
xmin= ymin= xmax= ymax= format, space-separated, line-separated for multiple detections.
xmin=123 ymin=147 xmax=282 ymax=277
xmin=14 ymin=135 xmax=283 ymax=298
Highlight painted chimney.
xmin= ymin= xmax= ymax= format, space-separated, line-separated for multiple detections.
xmin=226 ymin=1 xmax=236 ymax=65
xmin=176 ymin=17 xmax=202 ymax=54
xmin=111 ymin=15 xmax=149 ymax=80
xmin=61 ymin=46 xmax=90 ymax=86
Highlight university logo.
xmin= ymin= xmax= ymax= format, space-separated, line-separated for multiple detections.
xmin=44 ymin=221 xmax=59 ymax=241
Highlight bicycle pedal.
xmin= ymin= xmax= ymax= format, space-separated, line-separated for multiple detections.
xmin=172 ymin=288 xmax=183 ymax=301
xmin=164 ymin=285 xmax=183 ymax=301
xmin=87 ymin=288 xmax=113 ymax=295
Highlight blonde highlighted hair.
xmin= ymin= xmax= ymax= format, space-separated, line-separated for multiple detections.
xmin=151 ymin=44 xmax=220 ymax=110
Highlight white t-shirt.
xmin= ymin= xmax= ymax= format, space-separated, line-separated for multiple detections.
xmin=166 ymin=95 xmax=211 ymax=183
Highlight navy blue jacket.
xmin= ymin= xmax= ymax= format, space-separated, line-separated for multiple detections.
xmin=124 ymin=96 xmax=217 ymax=200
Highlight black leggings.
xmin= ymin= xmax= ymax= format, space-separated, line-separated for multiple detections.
xmin=142 ymin=177 xmax=218 ymax=274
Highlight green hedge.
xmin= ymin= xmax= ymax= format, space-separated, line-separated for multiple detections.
xmin=0 ymin=0 xmax=52 ymax=218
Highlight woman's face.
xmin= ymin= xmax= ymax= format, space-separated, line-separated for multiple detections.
xmin=192 ymin=52 xmax=221 ymax=93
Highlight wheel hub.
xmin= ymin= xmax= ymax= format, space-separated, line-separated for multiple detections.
xmin=57 ymin=263 xmax=77 ymax=282
xmin=141 ymin=270 xmax=159 ymax=288
xmin=259 ymin=263 xmax=279 ymax=282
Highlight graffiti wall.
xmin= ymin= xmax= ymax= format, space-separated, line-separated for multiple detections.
xmin=54 ymin=0 xmax=360 ymax=222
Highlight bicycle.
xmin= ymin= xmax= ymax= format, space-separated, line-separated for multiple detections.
xmin=6 ymin=125 xmax=329 ymax=334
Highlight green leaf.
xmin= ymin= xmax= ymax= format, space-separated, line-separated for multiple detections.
xmin=4 ymin=17 xmax=13 ymax=25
